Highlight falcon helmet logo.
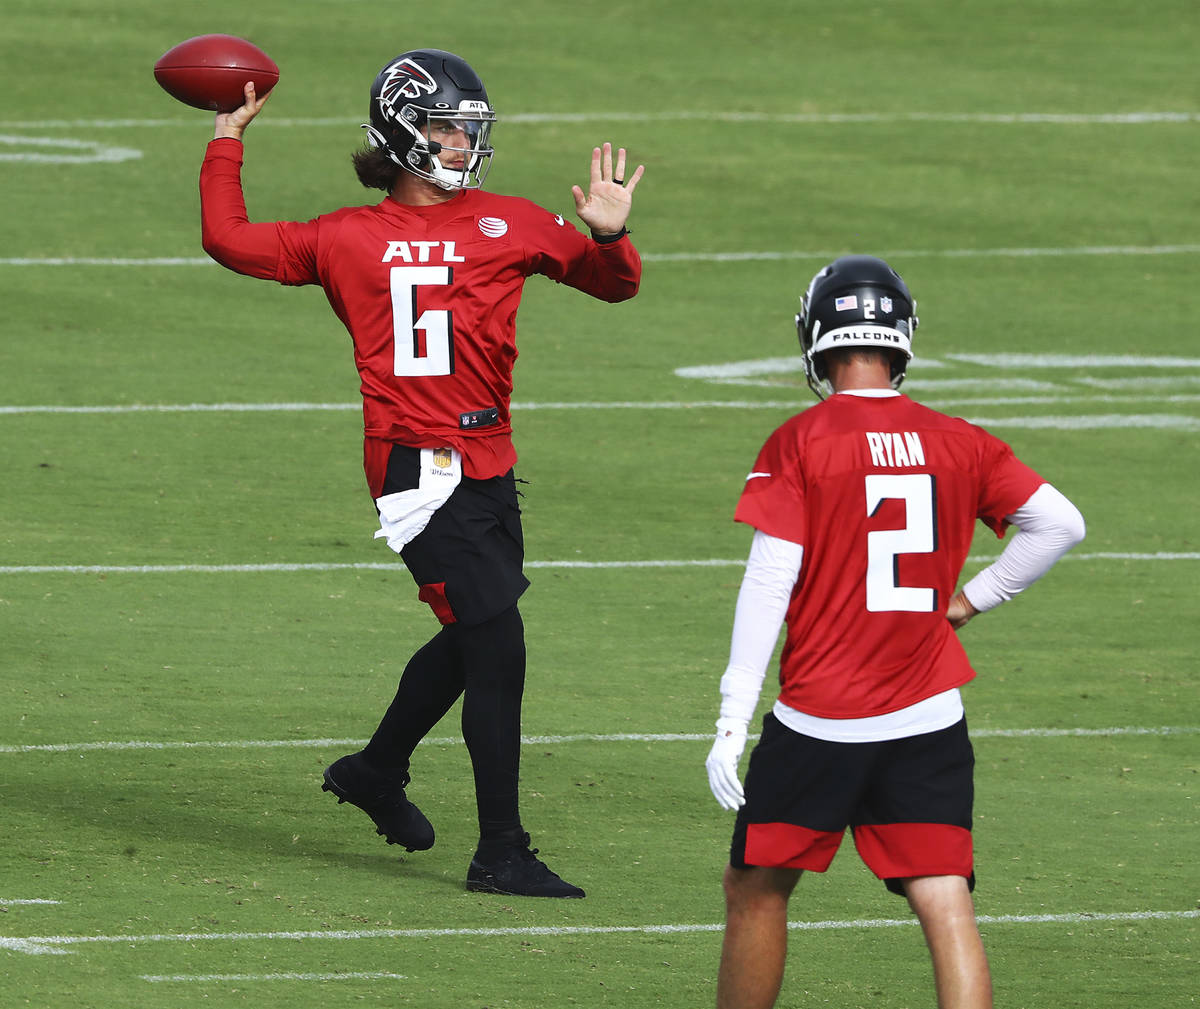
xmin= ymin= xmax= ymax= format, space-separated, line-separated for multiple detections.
xmin=379 ymin=58 xmax=439 ymax=103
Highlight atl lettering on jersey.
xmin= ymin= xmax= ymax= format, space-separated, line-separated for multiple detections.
xmin=381 ymin=240 xmax=465 ymax=263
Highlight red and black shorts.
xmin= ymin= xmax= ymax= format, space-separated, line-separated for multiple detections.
xmin=730 ymin=712 xmax=976 ymax=895
xmin=382 ymin=444 xmax=529 ymax=627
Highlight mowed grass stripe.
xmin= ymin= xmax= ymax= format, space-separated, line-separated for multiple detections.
xmin=2 ymin=725 xmax=1196 ymax=756
xmin=6 ymin=909 xmax=1197 ymax=957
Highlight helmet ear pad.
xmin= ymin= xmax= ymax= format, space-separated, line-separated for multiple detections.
xmin=363 ymin=123 xmax=406 ymax=166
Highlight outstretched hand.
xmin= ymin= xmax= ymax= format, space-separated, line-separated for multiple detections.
xmin=214 ymin=81 xmax=271 ymax=141
xmin=572 ymin=142 xmax=644 ymax=237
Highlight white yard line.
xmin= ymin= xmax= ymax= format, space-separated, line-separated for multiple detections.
xmin=141 ymin=971 xmax=406 ymax=983
xmin=3 ymin=111 xmax=1200 ymax=129
xmin=2 ymin=394 xmax=1199 ymax=417
xmin=1 ymin=725 xmax=1195 ymax=757
xmin=644 ymin=244 xmax=1200 ymax=262
xmin=0 ymin=551 xmax=1194 ymax=578
xmin=5 ymin=909 xmax=1196 ymax=956
xmin=0 ymin=401 xmax=1196 ymax=427
xmin=0 ymin=135 xmax=142 ymax=164
xmin=4 ymin=244 xmax=1200 ymax=267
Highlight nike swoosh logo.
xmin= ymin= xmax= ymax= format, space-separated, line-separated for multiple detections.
xmin=745 ymin=472 xmax=771 ymax=481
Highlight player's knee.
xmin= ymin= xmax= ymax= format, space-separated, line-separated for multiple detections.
xmin=722 ymin=864 xmax=799 ymax=914
xmin=455 ymin=604 xmax=526 ymax=687
xmin=901 ymin=874 xmax=974 ymax=917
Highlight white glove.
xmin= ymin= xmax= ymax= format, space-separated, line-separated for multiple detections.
xmin=706 ymin=719 xmax=748 ymax=810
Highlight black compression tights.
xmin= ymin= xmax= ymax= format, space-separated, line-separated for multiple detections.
xmin=362 ymin=604 xmax=527 ymax=842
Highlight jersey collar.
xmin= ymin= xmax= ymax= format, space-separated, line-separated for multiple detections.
xmin=836 ymin=388 xmax=900 ymax=398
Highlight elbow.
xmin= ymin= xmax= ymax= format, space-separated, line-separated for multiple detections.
xmin=1066 ymin=506 xmax=1087 ymax=548
xmin=200 ymin=227 xmax=244 ymax=272
xmin=608 ymin=275 xmax=641 ymax=303
xmin=200 ymin=227 xmax=225 ymax=264
xmin=614 ymin=285 xmax=640 ymax=304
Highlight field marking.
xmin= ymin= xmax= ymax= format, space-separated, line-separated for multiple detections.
xmin=4 ymin=111 xmax=1200 ymax=130
xmin=2 ymin=726 xmax=1196 ymax=757
xmin=0 ymin=135 xmax=142 ymax=164
xmin=678 ymin=353 xmax=1200 ymax=381
xmin=5 ymin=909 xmax=1197 ymax=956
xmin=5 ymin=244 xmax=1200 ymax=268
xmin=1 ymin=399 xmax=1199 ymax=423
xmin=947 ymin=353 xmax=1200 ymax=369
xmin=0 ymin=257 xmax=214 ymax=266
xmin=0 ymin=899 xmax=61 ymax=905
xmin=645 ymin=244 xmax=1200 ymax=263
xmin=960 ymin=413 xmax=1199 ymax=430
xmin=141 ymin=971 xmax=405 ymax=983
xmin=0 ymin=551 xmax=1194 ymax=578
xmin=0 ymin=401 xmax=359 ymax=415
xmin=1078 ymin=375 xmax=1200 ymax=389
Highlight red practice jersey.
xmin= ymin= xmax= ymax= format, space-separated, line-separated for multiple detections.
xmin=200 ymin=138 xmax=641 ymax=492
xmin=735 ymin=393 xmax=1045 ymax=719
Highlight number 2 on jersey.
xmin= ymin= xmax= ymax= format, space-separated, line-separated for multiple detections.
xmin=390 ymin=266 xmax=454 ymax=376
xmin=864 ymin=473 xmax=938 ymax=613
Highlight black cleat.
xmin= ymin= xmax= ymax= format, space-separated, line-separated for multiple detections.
xmin=466 ymin=833 xmax=585 ymax=898
xmin=321 ymin=752 xmax=435 ymax=852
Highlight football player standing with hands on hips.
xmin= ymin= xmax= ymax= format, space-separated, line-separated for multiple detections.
xmin=705 ymin=256 xmax=1085 ymax=1008
xmin=200 ymin=49 xmax=644 ymax=898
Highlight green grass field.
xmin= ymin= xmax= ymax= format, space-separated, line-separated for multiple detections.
xmin=2 ymin=0 xmax=1197 ymax=1006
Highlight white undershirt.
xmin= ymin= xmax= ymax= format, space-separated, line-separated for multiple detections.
xmin=718 ymin=397 xmax=1086 ymax=743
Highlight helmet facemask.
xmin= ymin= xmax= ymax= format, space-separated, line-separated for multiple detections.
xmin=366 ymin=103 xmax=496 ymax=190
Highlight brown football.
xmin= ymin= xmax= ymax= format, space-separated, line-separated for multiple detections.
xmin=153 ymin=34 xmax=279 ymax=113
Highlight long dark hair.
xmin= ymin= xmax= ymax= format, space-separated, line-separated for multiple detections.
xmin=351 ymin=144 xmax=400 ymax=192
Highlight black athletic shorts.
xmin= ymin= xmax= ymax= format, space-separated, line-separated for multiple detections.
xmin=381 ymin=444 xmax=529 ymax=626
xmin=730 ymin=712 xmax=976 ymax=895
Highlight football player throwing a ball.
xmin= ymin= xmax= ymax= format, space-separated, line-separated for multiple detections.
xmin=200 ymin=49 xmax=644 ymax=899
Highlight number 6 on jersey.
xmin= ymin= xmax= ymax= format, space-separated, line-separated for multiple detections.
xmin=391 ymin=265 xmax=454 ymax=376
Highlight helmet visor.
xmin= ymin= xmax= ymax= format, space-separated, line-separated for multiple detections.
xmin=420 ymin=109 xmax=496 ymax=188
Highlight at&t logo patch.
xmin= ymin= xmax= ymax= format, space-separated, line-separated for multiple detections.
xmin=478 ymin=216 xmax=509 ymax=238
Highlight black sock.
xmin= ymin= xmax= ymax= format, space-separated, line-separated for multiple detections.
xmin=459 ymin=605 xmax=527 ymax=842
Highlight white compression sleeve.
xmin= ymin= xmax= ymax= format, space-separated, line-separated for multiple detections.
xmin=717 ymin=530 xmax=804 ymax=727
xmin=962 ymin=483 xmax=1086 ymax=612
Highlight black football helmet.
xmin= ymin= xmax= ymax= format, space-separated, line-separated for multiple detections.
xmin=796 ymin=254 xmax=919 ymax=398
xmin=364 ymin=49 xmax=496 ymax=190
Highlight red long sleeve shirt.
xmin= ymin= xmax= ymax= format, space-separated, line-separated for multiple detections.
xmin=200 ymin=138 xmax=642 ymax=492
